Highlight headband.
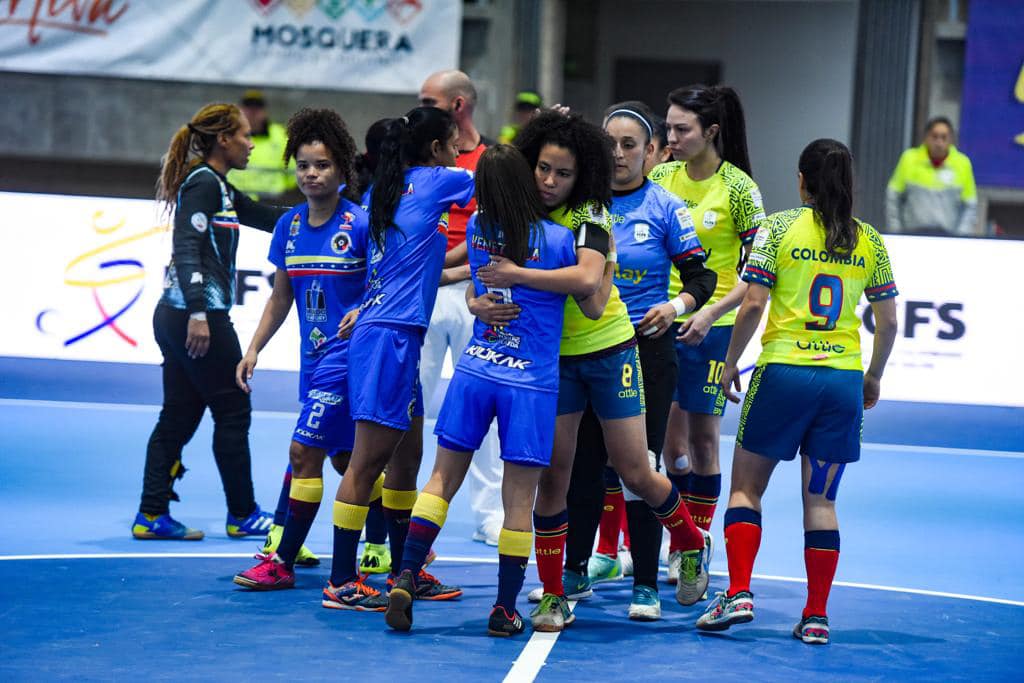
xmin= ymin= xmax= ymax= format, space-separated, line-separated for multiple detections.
xmin=604 ymin=109 xmax=653 ymax=139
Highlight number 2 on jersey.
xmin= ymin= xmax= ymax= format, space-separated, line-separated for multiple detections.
xmin=806 ymin=274 xmax=843 ymax=331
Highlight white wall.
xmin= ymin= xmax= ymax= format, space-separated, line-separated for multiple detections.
xmin=568 ymin=0 xmax=859 ymax=215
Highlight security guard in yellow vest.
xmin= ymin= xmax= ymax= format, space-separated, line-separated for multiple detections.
xmin=886 ymin=116 xmax=978 ymax=236
xmin=228 ymin=90 xmax=297 ymax=201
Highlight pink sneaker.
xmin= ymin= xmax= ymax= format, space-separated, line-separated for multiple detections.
xmin=233 ymin=552 xmax=295 ymax=590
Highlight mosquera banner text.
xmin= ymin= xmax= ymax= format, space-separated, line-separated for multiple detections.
xmin=0 ymin=0 xmax=461 ymax=94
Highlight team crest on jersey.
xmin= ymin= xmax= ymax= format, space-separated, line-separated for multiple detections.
xmin=633 ymin=222 xmax=650 ymax=242
xmin=482 ymin=325 xmax=522 ymax=349
xmin=308 ymin=326 xmax=327 ymax=349
xmin=190 ymin=212 xmax=208 ymax=233
xmin=702 ymin=210 xmax=718 ymax=229
xmin=331 ymin=231 xmax=352 ymax=254
xmin=305 ymin=281 xmax=327 ymax=322
xmin=339 ymin=211 xmax=355 ymax=230
xmin=289 ymin=214 xmax=302 ymax=236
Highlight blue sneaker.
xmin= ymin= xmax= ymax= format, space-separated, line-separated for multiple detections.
xmin=628 ymin=584 xmax=662 ymax=621
xmin=132 ymin=512 xmax=203 ymax=540
xmin=527 ymin=569 xmax=593 ymax=602
xmin=226 ymin=505 xmax=273 ymax=538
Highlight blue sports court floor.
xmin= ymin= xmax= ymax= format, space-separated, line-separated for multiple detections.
xmin=1 ymin=357 xmax=1022 ymax=681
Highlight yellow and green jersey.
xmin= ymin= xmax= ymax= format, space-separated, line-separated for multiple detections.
xmin=885 ymin=144 xmax=977 ymax=235
xmin=649 ymin=160 xmax=764 ymax=327
xmin=228 ymin=122 xmax=297 ymax=199
xmin=742 ymin=207 xmax=898 ymax=370
xmin=550 ymin=201 xmax=636 ymax=356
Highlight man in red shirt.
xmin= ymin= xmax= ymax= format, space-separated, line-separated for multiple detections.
xmin=418 ymin=70 xmax=502 ymax=546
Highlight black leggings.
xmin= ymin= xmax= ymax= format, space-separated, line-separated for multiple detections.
xmin=565 ymin=326 xmax=679 ymax=589
xmin=139 ymin=305 xmax=256 ymax=518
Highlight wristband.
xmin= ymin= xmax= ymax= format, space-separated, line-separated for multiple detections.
xmin=669 ymin=297 xmax=688 ymax=317
xmin=189 ymin=311 xmax=208 ymax=322
xmin=606 ymin=251 xmax=617 ymax=264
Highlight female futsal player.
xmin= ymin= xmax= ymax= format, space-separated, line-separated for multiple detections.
xmin=383 ymin=144 xmax=600 ymax=636
xmin=567 ymin=102 xmax=716 ymax=620
xmin=322 ymin=107 xmax=474 ymax=612
xmin=479 ymin=111 xmax=713 ymax=631
xmin=649 ymin=85 xmax=765 ymax=583
xmin=231 ymin=107 xmax=368 ymax=589
xmin=695 ymin=139 xmax=898 ymax=645
xmin=134 ymin=103 xmax=283 ymax=541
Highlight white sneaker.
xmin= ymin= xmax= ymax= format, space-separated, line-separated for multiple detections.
xmin=618 ymin=545 xmax=634 ymax=577
xmin=667 ymin=550 xmax=681 ymax=585
xmin=472 ymin=519 xmax=501 ymax=546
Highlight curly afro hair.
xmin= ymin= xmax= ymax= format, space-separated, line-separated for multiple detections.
xmin=284 ymin=107 xmax=360 ymax=201
xmin=513 ymin=110 xmax=613 ymax=210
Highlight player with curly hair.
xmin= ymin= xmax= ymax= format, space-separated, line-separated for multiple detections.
xmin=232 ymin=107 xmax=372 ymax=590
xmin=476 ymin=110 xmax=713 ymax=631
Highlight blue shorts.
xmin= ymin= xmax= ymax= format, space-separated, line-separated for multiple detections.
xmin=292 ymin=349 xmax=355 ymax=452
xmin=435 ymin=370 xmax=556 ymax=468
xmin=674 ymin=324 xmax=731 ymax=416
xmin=348 ymin=323 xmax=425 ymax=431
xmin=557 ymin=345 xmax=645 ymax=420
xmin=737 ymin=363 xmax=864 ymax=463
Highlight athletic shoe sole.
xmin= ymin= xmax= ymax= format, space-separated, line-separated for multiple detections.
xmin=628 ymin=606 xmax=662 ymax=621
xmin=321 ymin=599 xmax=387 ymax=612
xmin=232 ymin=574 xmax=294 ymax=590
xmin=696 ymin=610 xmax=754 ymax=631
xmin=132 ymin=531 xmax=204 ymax=540
xmin=417 ymin=588 xmax=463 ymax=601
xmin=385 ymin=588 xmax=414 ymax=631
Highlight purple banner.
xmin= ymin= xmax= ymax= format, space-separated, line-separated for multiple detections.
xmin=959 ymin=0 xmax=1024 ymax=189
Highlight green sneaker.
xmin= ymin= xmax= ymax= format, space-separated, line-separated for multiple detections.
xmin=587 ymin=552 xmax=623 ymax=584
xmin=527 ymin=569 xmax=592 ymax=602
xmin=261 ymin=524 xmax=320 ymax=567
xmin=675 ymin=546 xmax=710 ymax=606
xmin=529 ymin=593 xmax=576 ymax=632
xmin=359 ymin=542 xmax=392 ymax=574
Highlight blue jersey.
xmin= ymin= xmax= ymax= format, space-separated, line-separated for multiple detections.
xmin=357 ymin=166 xmax=474 ymax=329
xmin=268 ymin=199 xmax=369 ymax=386
xmin=458 ymin=213 xmax=577 ymax=394
xmin=610 ymin=180 xmax=706 ymax=324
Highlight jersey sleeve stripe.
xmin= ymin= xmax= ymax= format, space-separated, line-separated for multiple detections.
xmin=738 ymin=226 xmax=759 ymax=242
xmin=865 ymin=281 xmax=898 ymax=300
xmin=742 ymin=265 xmax=775 ymax=287
xmin=672 ymin=246 xmax=706 ymax=263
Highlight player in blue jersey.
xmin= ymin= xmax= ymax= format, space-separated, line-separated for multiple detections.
xmin=134 ymin=103 xmax=285 ymax=542
xmin=564 ymin=102 xmax=716 ymax=620
xmin=323 ymin=107 xmax=475 ymax=612
xmin=384 ymin=144 xmax=598 ymax=636
xmin=478 ymin=111 xmax=715 ymax=632
xmin=227 ymin=108 xmax=369 ymax=589
xmin=696 ymin=139 xmax=898 ymax=644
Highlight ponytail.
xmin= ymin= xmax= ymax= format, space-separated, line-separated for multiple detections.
xmin=475 ymin=144 xmax=547 ymax=266
xmin=798 ymin=138 xmax=858 ymax=257
xmin=156 ymin=103 xmax=243 ymax=212
xmin=369 ymin=106 xmax=456 ymax=250
xmin=667 ymin=84 xmax=752 ymax=177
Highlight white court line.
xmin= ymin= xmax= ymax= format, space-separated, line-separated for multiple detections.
xmin=3 ymin=398 xmax=1020 ymax=457
xmin=2 ymin=552 xmax=1022 ymax=608
xmin=502 ymin=601 xmax=578 ymax=683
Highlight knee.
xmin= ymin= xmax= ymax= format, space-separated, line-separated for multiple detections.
xmin=289 ymin=442 xmax=325 ymax=478
xmin=689 ymin=431 xmax=719 ymax=465
xmin=209 ymin=392 xmax=251 ymax=428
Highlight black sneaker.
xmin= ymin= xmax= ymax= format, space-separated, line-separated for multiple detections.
xmin=385 ymin=569 xmax=416 ymax=631
xmin=487 ymin=606 xmax=525 ymax=637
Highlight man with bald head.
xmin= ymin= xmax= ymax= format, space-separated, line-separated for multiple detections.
xmin=418 ymin=70 xmax=503 ymax=546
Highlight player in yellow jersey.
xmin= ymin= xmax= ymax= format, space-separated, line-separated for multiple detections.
xmin=476 ymin=111 xmax=714 ymax=632
xmin=649 ymin=85 xmax=765 ymax=580
xmin=695 ymin=139 xmax=899 ymax=645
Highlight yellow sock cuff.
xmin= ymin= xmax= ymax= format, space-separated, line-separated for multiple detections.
xmin=410 ymin=492 xmax=449 ymax=527
xmin=333 ymin=501 xmax=368 ymax=531
xmin=382 ymin=488 xmax=418 ymax=511
xmin=290 ymin=477 xmax=324 ymax=504
xmin=370 ymin=473 xmax=385 ymax=502
xmin=498 ymin=528 xmax=533 ymax=557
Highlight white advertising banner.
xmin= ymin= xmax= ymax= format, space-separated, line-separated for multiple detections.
xmin=0 ymin=191 xmax=300 ymax=372
xmin=1 ymin=192 xmax=1021 ymax=407
xmin=0 ymin=0 xmax=460 ymax=94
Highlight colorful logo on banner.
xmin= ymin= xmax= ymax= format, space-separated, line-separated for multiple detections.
xmin=250 ymin=0 xmax=423 ymax=24
xmin=35 ymin=212 xmax=165 ymax=348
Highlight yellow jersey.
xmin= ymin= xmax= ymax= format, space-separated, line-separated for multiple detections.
xmin=742 ymin=207 xmax=898 ymax=370
xmin=649 ymin=160 xmax=764 ymax=326
xmin=550 ymin=201 xmax=636 ymax=356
